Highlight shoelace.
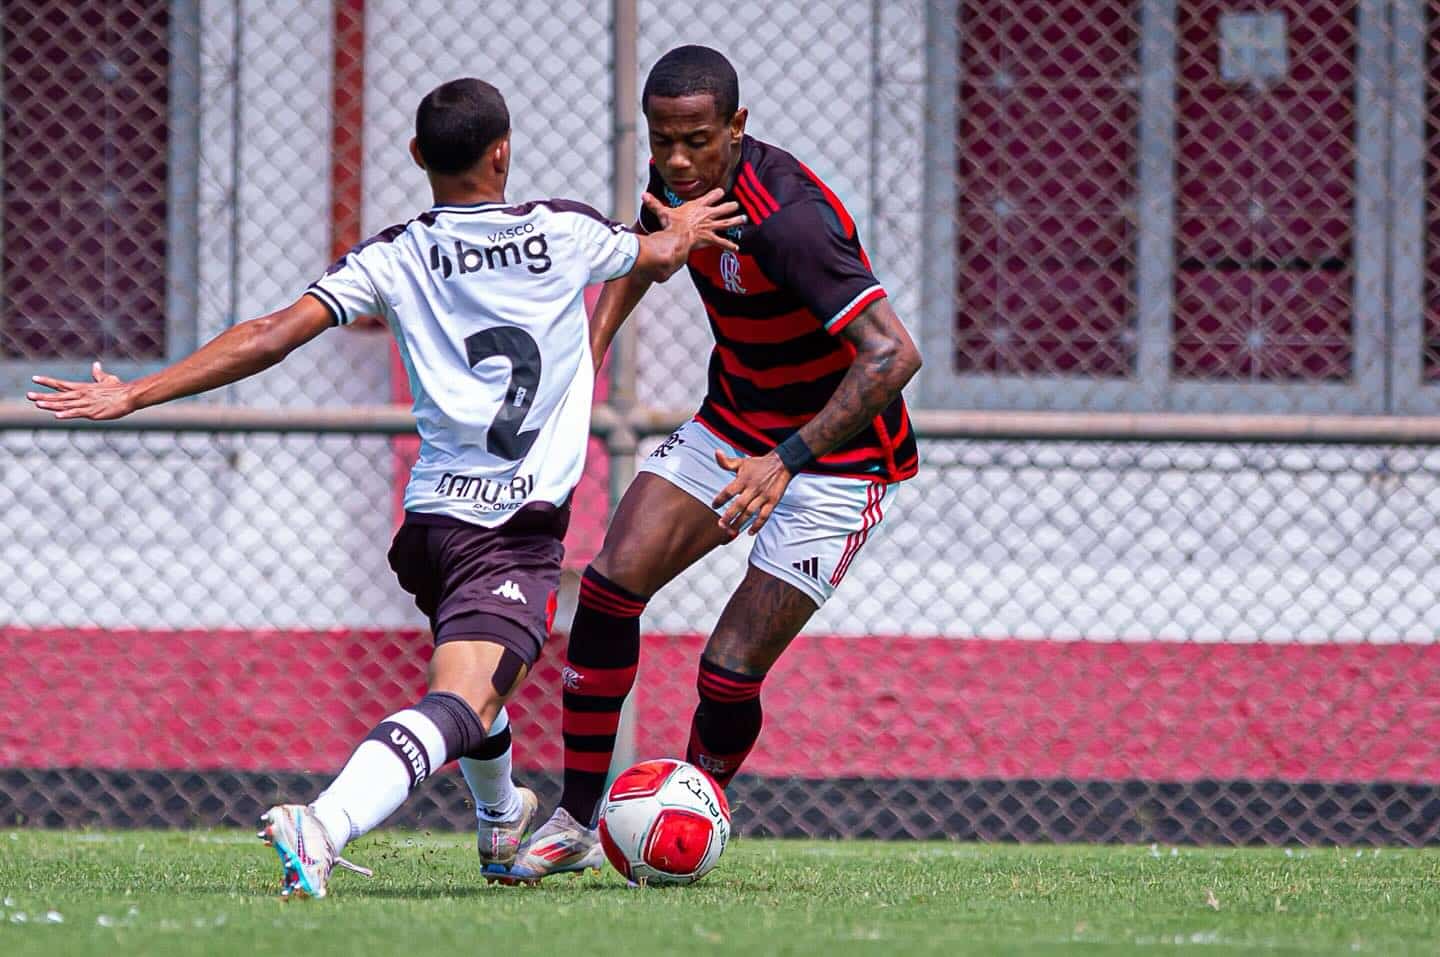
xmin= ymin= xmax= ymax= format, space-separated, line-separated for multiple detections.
xmin=335 ymin=856 xmax=373 ymax=878
xmin=531 ymin=828 xmax=596 ymax=860
xmin=310 ymin=807 xmax=374 ymax=879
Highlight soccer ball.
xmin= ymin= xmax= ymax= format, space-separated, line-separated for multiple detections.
xmin=597 ymin=758 xmax=731 ymax=885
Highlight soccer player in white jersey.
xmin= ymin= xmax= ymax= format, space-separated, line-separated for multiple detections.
xmin=25 ymin=77 xmax=742 ymax=899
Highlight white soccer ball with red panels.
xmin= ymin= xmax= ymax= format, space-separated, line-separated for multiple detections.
xmin=597 ymin=758 xmax=731 ymax=885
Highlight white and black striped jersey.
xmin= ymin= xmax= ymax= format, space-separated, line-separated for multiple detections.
xmin=308 ymin=199 xmax=638 ymax=527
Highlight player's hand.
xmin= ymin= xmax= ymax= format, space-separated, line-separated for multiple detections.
xmin=712 ymin=449 xmax=792 ymax=538
xmin=643 ymin=189 xmax=746 ymax=253
xmin=26 ymin=361 xmax=138 ymax=420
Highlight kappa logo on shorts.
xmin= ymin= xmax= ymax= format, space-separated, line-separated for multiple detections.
xmin=492 ymin=580 xmax=527 ymax=604
xmin=790 ymin=556 xmax=820 ymax=580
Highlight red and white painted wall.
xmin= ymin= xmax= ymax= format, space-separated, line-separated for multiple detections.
xmin=3 ymin=1 xmax=1439 ymax=799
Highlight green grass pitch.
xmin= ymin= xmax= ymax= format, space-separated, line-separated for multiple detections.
xmin=1 ymin=830 xmax=1438 ymax=955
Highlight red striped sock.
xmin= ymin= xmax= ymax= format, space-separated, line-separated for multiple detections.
xmin=687 ymin=659 xmax=765 ymax=789
xmin=558 ymin=567 xmax=646 ymax=824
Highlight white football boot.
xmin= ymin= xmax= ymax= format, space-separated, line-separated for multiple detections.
xmin=476 ymin=786 xmax=539 ymax=869
xmin=484 ymin=806 xmax=603 ymax=885
xmin=258 ymin=804 xmax=372 ymax=899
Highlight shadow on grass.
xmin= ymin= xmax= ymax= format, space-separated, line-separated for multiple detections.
xmin=338 ymin=880 xmax=724 ymax=900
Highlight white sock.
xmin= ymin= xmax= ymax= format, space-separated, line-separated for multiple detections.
xmin=311 ymin=707 xmax=446 ymax=853
xmin=459 ymin=706 xmax=521 ymax=822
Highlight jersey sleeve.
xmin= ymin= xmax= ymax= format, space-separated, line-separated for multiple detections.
xmin=750 ymin=198 xmax=887 ymax=335
xmin=308 ymin=225 xmax=402 ymax=325
xmin=554 ymin=203 xmax=640 ymax=284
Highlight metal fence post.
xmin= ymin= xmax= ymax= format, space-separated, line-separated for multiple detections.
xmin=606 ymin=0 xmax=641 ymax=786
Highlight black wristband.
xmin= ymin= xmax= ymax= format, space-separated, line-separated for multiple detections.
xmin=774 ymin=433 xmax=816 ymax=474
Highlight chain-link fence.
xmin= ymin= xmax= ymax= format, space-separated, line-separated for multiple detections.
xmin=4 ymin=412 xmax=1440 ymax=846
xmin=4 ymin=0 xmax=1440 ymax=846
xmin=6 ymin=3 xmax=1439 ymax=404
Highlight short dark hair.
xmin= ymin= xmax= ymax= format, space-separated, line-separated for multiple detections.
xmin=642 ymin=45 xmax=739 ymax=120
xmin=415 ymin=78 xmax=510 ymax=175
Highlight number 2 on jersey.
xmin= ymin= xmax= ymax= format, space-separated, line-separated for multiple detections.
xmin=465 ymin=327 xmax=542 ymax=461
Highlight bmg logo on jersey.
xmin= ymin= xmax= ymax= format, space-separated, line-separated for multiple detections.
xmin=429 ymin=234 xmax=552 ymax=279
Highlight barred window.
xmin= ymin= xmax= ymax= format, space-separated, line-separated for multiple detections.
xmin=955 ymin=0 xmax=1139 ymax=380
xmin=1171 ymin=0 xmax=1357 ymax=384
xmin=1 ymin=0 xmax=196 ymax=388
xmin=925 ymin=0 xmax=1389 ymax=414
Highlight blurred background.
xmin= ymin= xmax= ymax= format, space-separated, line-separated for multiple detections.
xmin=3 ymin=0 xmax=1439 ymax=845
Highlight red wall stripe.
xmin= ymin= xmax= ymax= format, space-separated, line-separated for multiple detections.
xmin=3 ymin=628 xmax=1437 ymax=784
xmin=636 ymin=636 xmax=1440 ymax=783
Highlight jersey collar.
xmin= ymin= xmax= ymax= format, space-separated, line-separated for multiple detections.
xmin=724 ymin=135 xmax=761 ymax=196
xmin=429 ymin=200 xmax=508 ymax=213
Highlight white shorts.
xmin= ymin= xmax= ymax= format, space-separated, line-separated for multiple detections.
xmin=637 ymin=419 xmax=897 ymax=607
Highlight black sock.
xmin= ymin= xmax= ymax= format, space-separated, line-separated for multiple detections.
xmin=686 ymin=658 xmax=764 ymax=788
xmin=414 ymin=691 xmax=489 ymax=763
xmin=558 ymin=567 xmax=645 ymax=824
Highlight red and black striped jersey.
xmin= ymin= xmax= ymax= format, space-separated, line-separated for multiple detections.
xmin=638 ymin=135 xmax=918 ymax=483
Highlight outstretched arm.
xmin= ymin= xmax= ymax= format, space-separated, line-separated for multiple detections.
xmin=26 ymin=294 xmax=335 ymax=420
xmin=591 ymin=190 xmax=743 ymax=371
xmin=712 ymin=298 xmax=921 ymax=535
xmin=630 ymin=189 xmax=742 ymax=283
xmin=589 ymin=268 xmax=654 ymax=373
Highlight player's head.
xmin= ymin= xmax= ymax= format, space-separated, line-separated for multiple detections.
xmin=642 ymin=45 xmax=747 ymax=201
xmin=410 ymin=78 xmax=511 ymax=185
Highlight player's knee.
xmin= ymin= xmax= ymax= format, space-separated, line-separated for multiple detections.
xmin=697 ymin=649 xmax=769 ymax=689
xmin=426 ymin=682 xmax=504 ymax=731
xmin=429 ymin=613 xmax=539 ymax=709
xmin=588 ymin=547 xmax=622 ymax=583
xmin=412 ymin=690 xmax=495 ymax=763
xmin=704 ymin=624 xmax=781 ymax=677
xmin=428 ymin=647 xmax=527 ymax=728
xmin=587 ymin=552 xmax=653 ymax=602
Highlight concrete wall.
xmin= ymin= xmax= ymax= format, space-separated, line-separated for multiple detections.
xmin=5 ymin=1 xmax=1438 ymax=649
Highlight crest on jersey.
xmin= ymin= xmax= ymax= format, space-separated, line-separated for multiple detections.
xmin=719 ymin=250 xmax=747 ymax=294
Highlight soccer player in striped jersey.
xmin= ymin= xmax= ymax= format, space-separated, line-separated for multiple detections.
xmin=26 ymin=77 xmax=741 ymax=898
xmin=503 ymin=46 xmax=922 ymax=883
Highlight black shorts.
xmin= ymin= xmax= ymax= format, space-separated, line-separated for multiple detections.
xmin=387 ymin=505 xmax=567 ymax=667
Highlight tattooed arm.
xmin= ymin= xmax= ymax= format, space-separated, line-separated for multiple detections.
xmin=712 ymin=298 xmax=920 ymax=535
xmin=787 ymin=298 xmax=920 ymax=456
